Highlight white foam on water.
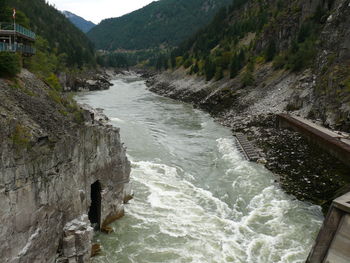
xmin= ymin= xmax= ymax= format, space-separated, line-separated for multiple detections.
xmin=92 ymin=137 xmax=322 ymax=263
xmin=110 ymin=117 xmax=125 ymax=123
xmin=114 ymin=140 xmax=322 ymax=263
xmin=77 ymin=75 xmax=323 ymax=263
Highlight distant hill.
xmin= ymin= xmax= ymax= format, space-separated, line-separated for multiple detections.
xmin=62 ymin=10 xmax=95 ymax=33
xmin=87 ymin=0 xmax=232 ymax=51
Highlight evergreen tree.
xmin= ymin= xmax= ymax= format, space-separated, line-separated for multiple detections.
xmin=0 ymin=0 xmax=9 ymax=21
xmin=204 ymin=58 xmax=215 ymax=81
xmin=230 ymin=54 xmax=240 ymax=78
xmin=265 ymin=40 xmax=276 ymax=61
xmin=193 ymin=62 xmax=199 ymax=74
xmin=238 ymin=49 xmax=246 ymax=66
xmin=215 ymin=66 xmax=223 ymax=81
xmin=0 ymin=52 xmax=21 ymax=77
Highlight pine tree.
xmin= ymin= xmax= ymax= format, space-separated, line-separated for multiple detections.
xmin=230 ymin=54 xmax=239 ymax=78
xmin=265 ymin=40 xmax=276 ymax=61
xmin=204 ymin=59 xmax=215 ymax=81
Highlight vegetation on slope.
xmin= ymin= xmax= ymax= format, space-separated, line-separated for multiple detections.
xmin=87 ymin=0 xmax=232 ymax=51
xmin=2 ymin=0 xmax=95 ymax=68
xmin=0 ymin=0 xmax=94 ymax=129
xmin=163 ymin=0 xmax=329 ymax=81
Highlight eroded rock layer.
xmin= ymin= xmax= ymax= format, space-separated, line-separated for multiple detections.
xmin=0 ymin=70 xmax=131 ymax=263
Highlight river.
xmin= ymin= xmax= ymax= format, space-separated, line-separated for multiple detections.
xmin=75 ymin=73 xmax=323 ymax=263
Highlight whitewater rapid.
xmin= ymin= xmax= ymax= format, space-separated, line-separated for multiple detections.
xmin=75 ymin=73 xmax=323 ymax=263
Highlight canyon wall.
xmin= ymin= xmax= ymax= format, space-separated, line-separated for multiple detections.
xmin=0 ymin=70 xmax=131 ymax=263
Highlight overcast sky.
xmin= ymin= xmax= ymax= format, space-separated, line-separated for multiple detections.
xmin=47 ymin=0 xmax=158 ymax=24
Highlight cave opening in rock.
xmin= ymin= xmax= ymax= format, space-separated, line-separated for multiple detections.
xmin=88 ymin=181 xmax=101 ymax=231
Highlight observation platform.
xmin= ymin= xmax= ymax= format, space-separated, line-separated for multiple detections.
xmin=307 ymin=192 xmax=350 ymax=262
xmin=0 ymin=22 xmax=36 ymax=55
xmin=0 ymin=23 xmax=36 ymax=41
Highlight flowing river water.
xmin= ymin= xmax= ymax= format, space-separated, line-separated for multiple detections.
xmin=75 ymin=73 xmax=323 ymax=263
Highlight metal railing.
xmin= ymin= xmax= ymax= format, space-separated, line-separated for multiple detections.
xmin=0 ymin=22 xmax=36 ymax=40
xmin=0 ymin=42 xmax=36 ymax=54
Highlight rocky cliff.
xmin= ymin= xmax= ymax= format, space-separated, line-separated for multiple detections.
xmin=58 ymin=70 xmax=113 ymax=92
xmin=0 ymin=70 xmax=131 ymax=262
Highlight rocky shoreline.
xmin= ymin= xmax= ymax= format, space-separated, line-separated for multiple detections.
xmin=58 ymin=69 xmax=114 ymax=92
xmin=144 ymin=69 xmax=350 ymax=212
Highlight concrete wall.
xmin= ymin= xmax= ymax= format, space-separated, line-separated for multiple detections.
xmin=277 ymin=114 xmax=350 ymax=167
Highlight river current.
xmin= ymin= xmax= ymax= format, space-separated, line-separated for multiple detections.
xmin=75 ymin=73 xmax=323 ymax=263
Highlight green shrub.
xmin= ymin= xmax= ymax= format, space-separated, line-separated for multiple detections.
xmin=0 ymin=52 xmax=21 ymax=78
xmin=11 ymin=124 xmax=31 ymax=148
xmin=73 ymin=110 xmax=84 ymax=124
xmin=204 ymin=59 xmax=216 ymax=81
xmin=265 ymin=40 xmax=277 ymax=61
xmin=241 ymin=70 xmax=254 ymax=87
xmin=342 ymin=77 xmax=350 ymax=92
xmin=45 ymin=73 xmax=62 ymax=92
xmin=286 ymin=39 xmax=317 ymax=72
xmin=183 ymin=58 xmax=193 ymax=69
xmin=175 ymin=56 xmax=183 ymax=68
xmin=273 ymin=54 xmax=287 ymax=69
xmin=48 ymin=90 xmax=62 ymax=104
xmin=215 ymin=67 xmax=223 ymax=81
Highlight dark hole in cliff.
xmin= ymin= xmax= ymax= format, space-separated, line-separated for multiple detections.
xmin=88 ymin=181 xmax=101 ymax=231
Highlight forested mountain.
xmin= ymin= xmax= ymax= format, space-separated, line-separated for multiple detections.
xmin=159 ymin=0 xmax=349 ymax=129
xmin=168 ymin=0 xmax=346 ymax=82
xmin=62 ymin=11 xmax=95 ymax=33
xmin=87 ymin=0 xmax=232 ymax=51
xmin=3 ymin=0 xmax=95 ymax=67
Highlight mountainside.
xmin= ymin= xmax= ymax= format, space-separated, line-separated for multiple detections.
xmin=6 ymin=0 xmax=95 ymax=67
xmin=166 ymin=0 xmax=350 ymax=130
xmin=62 ymin=10 xmax=96 ymax=33
xmin=87 ymin=0 xmax=232 ymax=51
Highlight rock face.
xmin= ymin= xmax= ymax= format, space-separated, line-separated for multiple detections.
xmin=0 ymin=70 xmax=131 ymax=262
xmin=58 ymin=215 xmax=94 ymax=263
xmin=58 ymin=70 xmax=113 ymax=92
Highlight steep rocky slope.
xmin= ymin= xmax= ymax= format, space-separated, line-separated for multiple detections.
xmin=146 ymin=0 xmax=350 ymax=210
xmin=167 ymin=0 xmax=350 ymax=130
xmin=0 ymin=70 xmax=131 ymax=262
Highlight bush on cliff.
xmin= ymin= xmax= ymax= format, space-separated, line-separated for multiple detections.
xmin=0 ymin=52 xmax=21 ymax=78
xmin=45 ymin=73 xmax=62 ymax=92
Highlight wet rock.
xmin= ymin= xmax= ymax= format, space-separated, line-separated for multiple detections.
xmin=58 ymin=215 xmax=93 ymax=262
xmin=60 ymin=70 xmax=113 ymax=92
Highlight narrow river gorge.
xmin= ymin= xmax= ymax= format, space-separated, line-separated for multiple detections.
xmin=75 ymin=73 xmax=324 ymax=263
